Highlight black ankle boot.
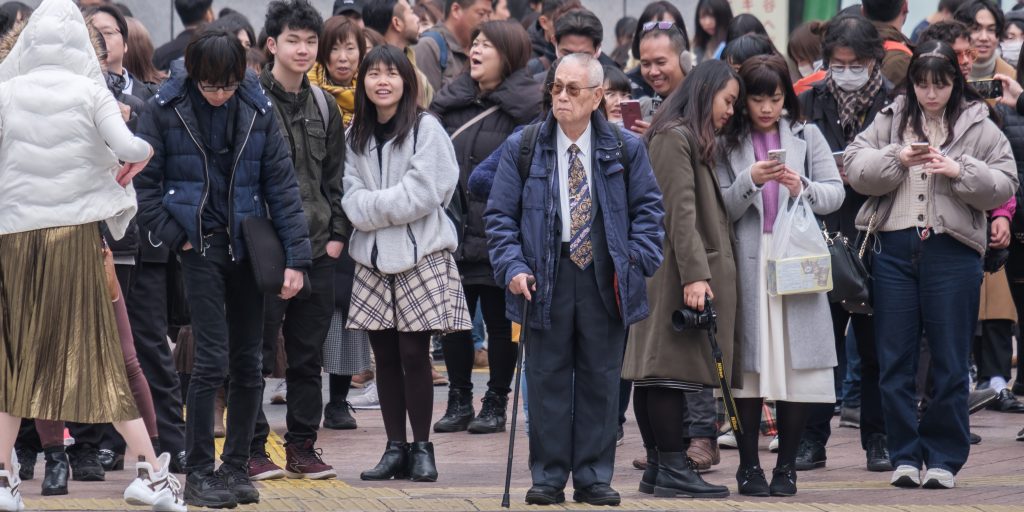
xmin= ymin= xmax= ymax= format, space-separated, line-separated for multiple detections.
xmin=638 ymin=448 xmax=658 ymax=494
xmin=769 ymin=464 xmax=797 ymax=496
xmin=41 ymin=449 xmax=69 ymax=496
xmin=360 ymin=441 xmax=409 ymax=480
xmin=736 ymin=464 xmax=770 ymax=497
xmin=433 ymin=388 xmax=474 ymax=433
xmin=467 ymin=390 xmax=508 ymax=434
xmin=407 ymin=441 xmax=438 ymax=482
xmin=653 ymin=451 xmax=730 ymax=498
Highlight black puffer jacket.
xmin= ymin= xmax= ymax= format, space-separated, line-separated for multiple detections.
xmin=799 ymin=77 xmax=895 ymax=238
xmin=430 ymin=68 xmax=542 ymax=286
xmin=997 ymin=103 xmax=1024 ymax=282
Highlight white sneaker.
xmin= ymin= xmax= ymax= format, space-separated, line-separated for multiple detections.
xmin=350 ymin=381 xmax=381 ymax=410
xmin=890 ymin=464 xmax=921 ymax=488
xmin=270 ymin=379 xmax=287 ymax=404
xmin=0 ymin=452 xmax=25 ymax=512
xmin=717 ymin=430 xmax=737 ymax=449
xmin=124 ymin=453 xmax=186 ymax=512
xmin=922 ymin=467 xmax=955 ymax=489
xmin=768 ymin=435 xmax=779 ymax=453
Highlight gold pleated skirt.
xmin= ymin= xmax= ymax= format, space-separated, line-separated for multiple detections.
xmin=0 ymin=223 xmax=138 ymax=423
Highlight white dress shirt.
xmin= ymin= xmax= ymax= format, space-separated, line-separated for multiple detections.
xmin=555 ymin=122 xmax=593 ymax=242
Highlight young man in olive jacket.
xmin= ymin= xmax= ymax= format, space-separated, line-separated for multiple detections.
xmin=247 ymin=0 xmax=350 ymax=482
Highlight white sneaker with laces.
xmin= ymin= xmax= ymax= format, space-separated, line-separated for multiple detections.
xmin=270 ymin=379 xmax=288 ymax=404
xmin=717 ymin=430 xmax=737 ymax=449
xmin=123 ymin=453 xmax=186 ymax=512
xmin=891 ymin=464 xmax=921 ymax=488
xmin=350 ymin=381 xmax=381 ymax=410
xmin=0 ymin=449 xmax=24 ymax=512
xmin=768 ymin=435 xmax=779 ymax=453
xmin=922 ymin=467 xmax=955 ymax=489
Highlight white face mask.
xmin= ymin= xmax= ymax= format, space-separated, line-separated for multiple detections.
xmin=1002 ymin=40 xmax=1023 ymax=67
xmin=831 ymin=66 xmax=871 ymax=92
xmin=798 ymin=59 xmax=823 ymax=78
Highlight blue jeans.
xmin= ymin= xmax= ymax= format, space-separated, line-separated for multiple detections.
xmin=873 ymin=230 xmax=981 ymax=474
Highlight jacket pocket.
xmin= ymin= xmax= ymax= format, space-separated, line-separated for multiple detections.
xmin=304 ymin=120 xmax=327 ymax=162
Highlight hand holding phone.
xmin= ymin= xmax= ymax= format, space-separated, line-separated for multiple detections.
xmin=900 ymin=143 xmax=934 ymax=168
xmin=619 ymin=100 xmax=642 ymax=131
xmin=969 ymin=79 xmax=1003 ymax=99
xmin=767 ymin=149 xmax=786 ymax=164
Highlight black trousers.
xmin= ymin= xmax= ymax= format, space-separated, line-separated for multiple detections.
xmin=440 ymin=284 xmax=516 ymax=395
xmin=973 ymin=319 xmax=1014 ymax=382
xmin=1008 ymin=282 xmax=1024 ymax=380
xmin=802 ymin=302 xmax=884 ymax=450
xmin=179 ymin=236 xmax=264 ymax=473
xmin=525 ymin=255 xmax=625 ymax=490
xmin=252 ymin=255 xmax=336 ymax=449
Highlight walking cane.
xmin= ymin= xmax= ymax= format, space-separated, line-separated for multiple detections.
xmin=501 ymin=276 xmax=534 ymax=508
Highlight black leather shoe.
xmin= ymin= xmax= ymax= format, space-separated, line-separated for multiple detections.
xmin=988 ymin=389 xmax=1024 ymax=413
xmin=968 ymin=388 xmax=997 ymax=414
xmin=573 ymin=483 xmax=620 ymax=506
xmin=97 ymin=449 xmax=124 ymax=471
xmin=970 ymin=432 xmax=982 ymax=444
xmin=170 ymin=451 xmax=187 ymax=474
xmin=865 ymin=434 xmax=893 ymax=472
xmin=323 ymin=401 xmax=358 ymax=430
xmin=467 ymin=390 xmax=508 ymax=434
xmin=69 ymin=446 xmax=105 ymax=482
xmin=15 ymin=448 xmax=36 ymax=481
xmin=433 ymin=388 xmax=474 ymax=433
xmin=769 ymin=465 xmax=797 ymax=497
xmin=215 ymin=462 xmax=259 ymax=504
xmin=652 ymin=451 xmax=729 ymax=498
xmin=41 ymin=450 xmax=69 ymax=496
xmin=638 ymin=448 xmax=658 ymax=494
xmin=525 ymin=485 xmax=565 ymax=505
xmin=736 ymin=465 xmax=770 ymax=497
xmin=360 ymin=441 xmax=409 ymax=480
xmin=794 ymin=439 xmax=826 ymax=471
xmin=184 ymin=470 xmax=238 ymax=509
xmin=407 ymin=441 xmax=438 ymax=482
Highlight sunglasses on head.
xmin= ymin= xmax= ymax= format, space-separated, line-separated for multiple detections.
xmin=642 ymin=21 xmax=675 ymax=32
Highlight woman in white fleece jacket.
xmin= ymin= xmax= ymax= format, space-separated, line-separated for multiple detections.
xmin=342 ymin=46 xmax=470 ymax=483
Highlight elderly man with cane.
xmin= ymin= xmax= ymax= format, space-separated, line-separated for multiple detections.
xmin=485 ymin=52 xmax=664 ymax=507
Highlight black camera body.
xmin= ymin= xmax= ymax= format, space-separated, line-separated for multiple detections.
xmin=672 ymin=297 xmax=717 ymax=331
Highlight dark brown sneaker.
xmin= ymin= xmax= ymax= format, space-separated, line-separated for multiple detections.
xmin=247 ymin=452 xmax=284 ymax=481
xmin=284 ymin=440 xmax=337 ymax=480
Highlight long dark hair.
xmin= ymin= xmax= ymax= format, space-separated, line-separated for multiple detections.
xmin=724 ymin=54 xmax=800 ymax=149
xmin=348 ymin=46 xmax=424 ymax=154
xmin=900 ymin=39 xmax=985 ymax=145
xmin=693 ymin=0 xmax=731 ymax=51
xmin=647 ymin=59 xmax=742 ymax=167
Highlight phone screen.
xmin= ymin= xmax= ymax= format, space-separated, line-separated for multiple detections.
xmin=620 ymin=100 xmax=642 ymax=130
xmin=969 ymin=79 xmax=1003 ymax=99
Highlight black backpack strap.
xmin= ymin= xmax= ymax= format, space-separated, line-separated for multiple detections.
xmin=517 ymin=123 xmax=542 ymax=183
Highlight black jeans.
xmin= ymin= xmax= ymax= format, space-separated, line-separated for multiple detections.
xmin=179 ymin=236 xmax=264 ymax=473
xmin=440 ymin=284 xmax=515 ymax=395
xmin=252 ymin=255 xmax=336 ymax=449
xmin=973 ymin=319 xmax=1014 ymax=382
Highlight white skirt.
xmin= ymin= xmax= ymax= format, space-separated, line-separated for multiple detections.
xmin=732 ymin=233 xmax=836 ymax=403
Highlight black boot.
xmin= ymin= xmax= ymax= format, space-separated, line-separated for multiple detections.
xmin=97 ymin=449 xmax=124 ymax=471
xmin=407 ymin=442 xmax=438 ymax=482
xmin=769 ymin=464 xmax=798 ymax=496
xmin=433 ymin=388 xmax=474 ymax=433
xmin=360 ymin=441 xmax=409 ymax=480
xmin=15 ymin=448 xmax=36 ymax=481
xmin=68 ymin=445 xmax=105 ymax=482
xmin=467 ymin=390 xmax=508 ymax=434
xmin=323 ymin=401 xmax=358 ymax=430
xmin=653 ymin=451 xmax=730 ymax=498
xmin=41 ymin=449 xmax=69 ymax=496
xmin=638 ymin=448 xmax=658 ymax=494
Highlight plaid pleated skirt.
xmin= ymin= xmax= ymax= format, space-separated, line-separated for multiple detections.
xmin=0 ymin=223 xmax=138 ymax=423
xmin=348 ymin=250 xmax=472 ymax=333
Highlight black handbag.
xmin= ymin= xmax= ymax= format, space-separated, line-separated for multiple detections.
xmin=822 ymin=220 xmax=873 ymax=315
xmin=241 ymin=216 xmax=310 ymax=299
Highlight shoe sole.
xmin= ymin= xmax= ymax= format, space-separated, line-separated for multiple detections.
xmin=795 ymin=460 xmax=826 ymax=471
xmin=409 ymin=473 xmax=438 ymax=482
xmin=891 ymin=475 xmax=920 ymax=488
xmin=360 ymin=471 xmax=409 ymax=481
xmin=433 ymin=422 xmax=472 ymax=433
xmin=467 ymin=425 xmax=506 ymax=434
xmin=233 ymin=490 xmax=260 ymax=504
xmin=249 ymin=470 xmax=286 ymax=481
xmin=323 ymin=422 xmax=358 ymax=430
xmin=72 ymin=473 xmax=105 ymax=482
xmin=184 ymin=492 xmax=238 ymax=509
xmin=867 ymin=461 xmax=894 ymax=472
xmin=284 ymin=469 xmax=337 ymax=480
xmin=41 ymin=486 xmax=68 ymax=496
xmin=572 ymin=493 xmax=620 ymax=506
xmin=638 ymin=481 xmax=654 ymax=494
xmin=653 ymin=486 xmax=729 ymax=498
xmin=525 ymin=493 xmax=565 ymax=505
xmin=922 ymin=478 xmax=954 ymax=489
xmin=969 ymin=394 xmax=997 ymax=414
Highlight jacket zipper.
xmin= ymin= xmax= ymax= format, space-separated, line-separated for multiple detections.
xmin=407 ymin=225 xmax=418 ymax=264
xmin=227 ymin=113 xmax=258 ymax=261
xmin=174 ymin=107 xmax=210 ymax=256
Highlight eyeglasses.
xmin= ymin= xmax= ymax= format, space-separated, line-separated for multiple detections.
xmin=198 ymin=82 xmax=240 ymax=93
xmin=642 ymin=21 xmax=675 ymax=32
xmin=956 ymin=48 xmax=979 ymax=61
xmin=548 ymin=82 xmax=600 ymax=97
xmin=830 ymin=64 xmax=867 ymax=74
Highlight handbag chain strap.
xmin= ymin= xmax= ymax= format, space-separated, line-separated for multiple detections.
xmin=858 ymin=212 xmax=877 ymax=260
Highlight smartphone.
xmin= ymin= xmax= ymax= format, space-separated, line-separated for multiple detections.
xmin=767 ymin=149 xmax=786 ymax=164
xmin=969 ymin=79 xmax=1003 ymax=99
xmin=620 ymin=100 xmax=642 ymax=130
xmin=832 ymin=151 xmax=844 ymax=166
xmin=910 ymin=142 xmax=930 ymax=153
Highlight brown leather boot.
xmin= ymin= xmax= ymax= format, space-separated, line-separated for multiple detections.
xmin=686 ymin=437 xmax=720 ymax=471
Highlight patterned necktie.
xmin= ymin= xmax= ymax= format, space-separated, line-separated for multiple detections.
xmin=567 ymin=144 xmax=593 ymax=269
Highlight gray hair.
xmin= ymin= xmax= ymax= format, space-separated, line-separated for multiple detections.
xmin=558 ymin=52 xmax=604 ymax=86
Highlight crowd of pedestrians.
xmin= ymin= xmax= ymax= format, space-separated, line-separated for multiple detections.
xmin=0 ymin=0 xmax=1023 ymax=510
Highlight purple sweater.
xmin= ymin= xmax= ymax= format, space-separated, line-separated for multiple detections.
xmin=752 ymin=129 xmax=782 ymax=233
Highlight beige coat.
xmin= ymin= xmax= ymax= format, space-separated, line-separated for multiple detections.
xmin=623 ymin=126 xmax=741 ymax=387
xmin=980 ymin=269 xmax=1018 ymax=322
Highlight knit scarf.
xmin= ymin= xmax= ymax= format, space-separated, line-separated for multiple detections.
xmin=307 ymin=62 xmax=356 ymax=127
xmin=827 ymin=66 xmax=883 ymax=143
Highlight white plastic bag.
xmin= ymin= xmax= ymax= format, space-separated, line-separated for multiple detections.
xmin=767 ymin=192 xmax=833 ymax=296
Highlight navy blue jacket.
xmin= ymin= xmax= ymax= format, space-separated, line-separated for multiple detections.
xmin=484 ymin=112 xmax=665 ymax=329
xmin=135 ymin=61 xmax=312 ymax=269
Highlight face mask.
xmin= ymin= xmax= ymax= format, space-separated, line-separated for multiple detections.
xmin=798 ymin=63 xmax=815 ymax=78
xmin=1002 ymin=40 xmax=1023 ymax=67
xmin=831 ymin=66 xmax=871 ymax=92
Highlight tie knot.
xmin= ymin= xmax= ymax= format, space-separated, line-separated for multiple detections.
xmin=568 ymin=144 xmax=581 ymax=158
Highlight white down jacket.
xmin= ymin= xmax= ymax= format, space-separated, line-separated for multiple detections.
xmin=0 ymin=0 xmax=151 ymax=239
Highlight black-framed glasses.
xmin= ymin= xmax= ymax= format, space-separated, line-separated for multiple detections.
xmin=198 ymin=82 xmax=240 ymax=93
xmin=642 ymin=21 xmax=675 ymax=32
xmin=548 ymin=82 xmax=600 ymax=97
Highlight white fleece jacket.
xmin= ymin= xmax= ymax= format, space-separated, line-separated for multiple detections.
xmin=342 ymin=113 xmax=460 ymax=274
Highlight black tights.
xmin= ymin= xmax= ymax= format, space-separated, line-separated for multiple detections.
xmin=329 ymin=374 xmax=352 ymax=404
xmin=368 ymin=329 xmax=433 ymax=442
xmin=633 ymin=386 xmax=686 ymax=452
xmin=735 ymin=398 xmax=811 ymax=470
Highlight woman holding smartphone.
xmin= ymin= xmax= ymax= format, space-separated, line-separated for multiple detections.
xmin=716 ymin=54 xmax=844 ymax=497
xmin=845 ymin=40 xmax=1016 ymax=490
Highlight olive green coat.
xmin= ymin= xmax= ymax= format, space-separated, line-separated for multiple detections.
xmin=622 ymin=126 xmax=742 ymax=388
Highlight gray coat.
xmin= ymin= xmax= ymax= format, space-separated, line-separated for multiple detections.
xmin=715 ymin=119 xmax=845 ymax=372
